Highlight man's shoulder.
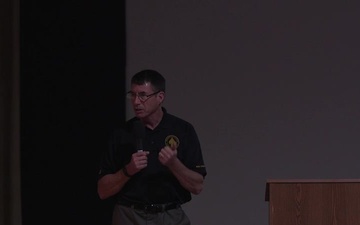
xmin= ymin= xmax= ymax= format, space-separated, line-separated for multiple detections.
xmin=111 ymin=118 xmax=136 ymax=135
xmin=164 ymin=112 xmax=194 ymax=128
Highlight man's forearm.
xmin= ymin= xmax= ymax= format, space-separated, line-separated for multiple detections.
xmin=97 ymin=170 xmax=130 ymax=199
xmin=168 ymin=158 xmax=204 ymax=195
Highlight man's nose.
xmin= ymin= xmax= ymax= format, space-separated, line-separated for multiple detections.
xmin=133 ymin=95 xmax=142 ymax=104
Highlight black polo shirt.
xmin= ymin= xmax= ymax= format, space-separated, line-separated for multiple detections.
xmin=98 ymin=109 xmax=207 ymax=205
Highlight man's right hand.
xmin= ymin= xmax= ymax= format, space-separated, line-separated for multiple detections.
xmin=125 ymin=151 xmax=150 ymax=176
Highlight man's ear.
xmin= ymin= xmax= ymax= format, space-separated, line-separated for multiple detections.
xmin=158 ymin=91 xmax=165 ymax=103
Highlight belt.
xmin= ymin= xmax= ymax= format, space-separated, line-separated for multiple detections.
xmin=120 ymin=201 xmax=180 ymax=213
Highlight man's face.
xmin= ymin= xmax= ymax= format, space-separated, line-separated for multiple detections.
xmin=129 ymin=82 xmax=164 ymax=119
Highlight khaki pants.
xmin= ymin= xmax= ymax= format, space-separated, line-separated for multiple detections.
xmin=112 ymin=204 xmax=191 ymax=225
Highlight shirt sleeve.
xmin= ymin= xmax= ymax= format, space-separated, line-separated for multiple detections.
xmin=181 ymin=123 xmax=207 ymax=177
xmin=97 ymin=128 xmax=133 ymax=180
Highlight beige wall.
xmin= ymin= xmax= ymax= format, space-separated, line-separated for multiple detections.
xmin=125 ymin=1 xmax=360 ymax=224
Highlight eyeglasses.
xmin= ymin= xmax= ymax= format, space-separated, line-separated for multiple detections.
xmin=126 ymin=90 xmax=161 ymax=102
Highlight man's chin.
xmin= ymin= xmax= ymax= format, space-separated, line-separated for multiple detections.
xmin=135 ymin=111 xmax=145 ymax=118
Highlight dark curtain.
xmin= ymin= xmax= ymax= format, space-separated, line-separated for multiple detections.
xmin=20 ymin=1 xmax=126 ymax=225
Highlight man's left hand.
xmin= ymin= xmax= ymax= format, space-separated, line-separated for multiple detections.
xmin=158 ymin=146 xmax=177 ymax=166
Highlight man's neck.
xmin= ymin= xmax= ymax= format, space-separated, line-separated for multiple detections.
xmin=143 ymin=107 xmax=164 ymax=130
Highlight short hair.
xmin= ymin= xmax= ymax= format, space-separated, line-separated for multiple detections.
xmin=131 ymin=69 xmax=166 ymax=92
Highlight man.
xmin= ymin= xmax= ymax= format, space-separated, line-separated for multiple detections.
xmin=97 ymin=69 xmax=207 ymax=225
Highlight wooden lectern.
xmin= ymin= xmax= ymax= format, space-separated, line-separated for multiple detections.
xmin=265 ymin=179 xmax=360 ymax=225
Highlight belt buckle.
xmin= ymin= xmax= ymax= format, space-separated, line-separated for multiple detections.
xmin=145 ymin=204 xmax=163 ymax=213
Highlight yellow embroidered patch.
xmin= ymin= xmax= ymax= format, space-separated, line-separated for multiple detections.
xmin=165 ymin=135 xmax=180 ymax=149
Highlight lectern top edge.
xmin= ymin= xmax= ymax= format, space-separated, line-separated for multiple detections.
xmin=265 ymin=179 xmax=360 ymax=202
xmin=266 ymin=178 xmax=360 ymax=184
